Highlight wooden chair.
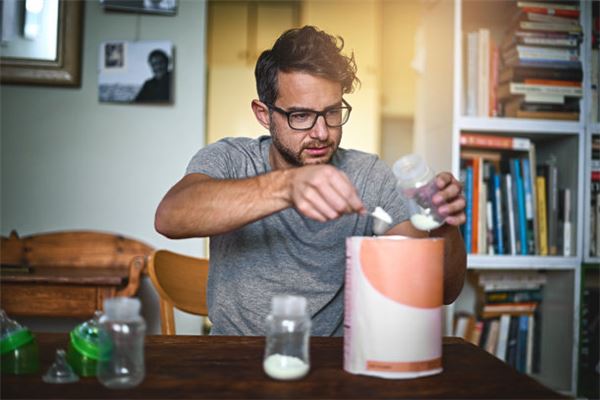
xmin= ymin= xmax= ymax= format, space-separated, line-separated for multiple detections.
xmin=147 ymin=249 xmax=209 ymax=335
xmin=0 ymin=230 xmax=153 ymax=318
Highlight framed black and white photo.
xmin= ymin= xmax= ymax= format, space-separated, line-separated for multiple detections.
xmin=98 ymin=40 xmax=174 ymax=104
xmin=100 ymin=0 xmax=177 ymax=16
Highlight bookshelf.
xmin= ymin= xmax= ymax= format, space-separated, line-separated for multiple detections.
xmin=449 ymin=0 xmax=596 ymax=395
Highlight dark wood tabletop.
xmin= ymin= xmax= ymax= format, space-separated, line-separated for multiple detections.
xmin=1 ymin=333 xmax=567 ymax=399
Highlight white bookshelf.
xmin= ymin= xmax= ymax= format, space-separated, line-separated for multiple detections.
xmin=448 ymin=0 xmax=595 ymax=395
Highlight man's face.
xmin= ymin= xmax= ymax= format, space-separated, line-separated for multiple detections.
xmin=269 ymin=71 xmax=344 ymax=168
xmin=149 ymin=55 xmax=168 ymax=79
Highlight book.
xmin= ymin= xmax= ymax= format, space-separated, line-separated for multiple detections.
xmin=517 ymin=2 xmax=580 ymax=18
xmin=481 ymin=302 xmax=538 ymax=319
xmin=504 ymin=174 xmax=517 ymax=256
xmin=515 ymin=20 xmax=582 ymax=33
xmin=526 ymin=314 xmax=535 ymax=374
xmin=464 ymin=166 xmax=474 ymax=254
xmin=460 ymin=133 xmax=531 ymax=151
xmin=505 ymin=109 xmax=579 ymax=120
xmin=525 ymin=12 xmax=580 ymax=25
xmin=506 ymin=315 xmax=520 ymax=368
xmin=536 ymin=176 xmax=549 ymax=255
xmin=484 ymin=318 xmax=500 ymax=355
xmin=559 ymin=188 xmax=572 ymax=256
xmin=478 ymin=28 xmax=491 ymax=117
xmin=485 ymin=289 xmax=543 ymax=304
xmin=466 ymin=31 xmax=479 ymax=117
xmin=498 ymin=82 xmax=583 ymax=99
xmin=516 ymin=314 xmax=530 ymax=373
xmin=493 ymin=173 xmax=505 ymax=255
xmin=496 ymin=314 xmax=512 ymax=361
xmin=478 ymin=270 xmax=547 ymax=290
xmin=499 ymin=65 xmax=583 ymax=84
xmin=472 ymin=157 xmax=481 ymax=254
xmin=512 ymin=159 xmax=528 ymax=255
xmin=526 ymin=144 xmax=539 ymax=255
xmin=542 ymin=164 xmax=559 ymax=255
xmin=503 ymin=45 xmax=580 ymax=62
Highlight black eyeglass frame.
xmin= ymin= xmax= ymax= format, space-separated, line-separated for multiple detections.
xmin=266 ymin=99 xmax=352 ymax=131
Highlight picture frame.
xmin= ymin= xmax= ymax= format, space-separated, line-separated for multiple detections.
xmin=100 ymin=0 xmax=177 ymax=16
xmin=98 ymin=40 xmax=174 ymax=104
xmin=0 ymin=0 xmax=84 ymax=87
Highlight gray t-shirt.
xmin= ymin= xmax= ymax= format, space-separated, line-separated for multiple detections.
xmin=186 ymin=136 xmax=409 ymax=336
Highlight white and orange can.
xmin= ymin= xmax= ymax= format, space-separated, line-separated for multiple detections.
xmin=343 ymin=236 xmax=444 ymax=379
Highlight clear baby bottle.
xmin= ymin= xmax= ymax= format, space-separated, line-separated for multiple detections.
xmin=97 ymin=297 xmax=146 ymax=389
xmin=0 ymin=309 xmax=39 ymax=375
xmin=263 ymin=295 xmax=311 ymax=380
xmin=393 ymin=153 xmax=445 ymax=231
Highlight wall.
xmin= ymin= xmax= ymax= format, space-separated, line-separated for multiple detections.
xmin=0 ymin=0 xmax=207 ymax=334
xmin=413 ymin=0 xmax=454 ymax=173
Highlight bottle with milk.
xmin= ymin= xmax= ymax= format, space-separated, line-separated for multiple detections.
xmin=393 ymin=154 xmax=445 ymax=231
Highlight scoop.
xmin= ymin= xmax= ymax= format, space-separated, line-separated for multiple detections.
xmin=370 ymin=206 xmax=392 ymax=235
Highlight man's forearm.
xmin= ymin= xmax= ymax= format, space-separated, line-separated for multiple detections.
xmin=430 ymin=224 xmax=467 ymax=304
xmin=155 ymin=171 xmax=292 ymax=238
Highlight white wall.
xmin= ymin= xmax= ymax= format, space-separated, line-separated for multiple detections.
xmin=0 ymin=0 xmax=207 ymax=334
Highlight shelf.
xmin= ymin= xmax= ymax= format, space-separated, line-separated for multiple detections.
xmin=466 ymin=255 xmax=581 ymax=270
xmin=457 ymin=117 xmax=582 ymax=134
xmin=583 ymin=256 xmax=600 ymax=265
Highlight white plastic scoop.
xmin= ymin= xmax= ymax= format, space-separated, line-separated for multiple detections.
xmin=370 ymin=206 xmax=392 ymax=235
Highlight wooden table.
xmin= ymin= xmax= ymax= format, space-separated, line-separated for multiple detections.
xmin=1 ymin=334 xmax=567 ymax=399
xmin=1 ymin=267 xmax=130 ymax=317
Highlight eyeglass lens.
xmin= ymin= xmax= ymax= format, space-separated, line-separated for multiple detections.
xmin=289 ymin=108 xmax=350 ymax=129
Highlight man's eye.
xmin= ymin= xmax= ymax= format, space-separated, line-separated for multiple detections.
xmin=290 ymin=112 xmax=311 ymax=122
xmin=327 ymin=109 xmax=342 ymax=117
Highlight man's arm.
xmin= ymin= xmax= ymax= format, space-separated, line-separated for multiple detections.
xmin=385 ymin=171 xmax=467 ymax=305
xmin=155 ymin=165 xmax=365 ymax=239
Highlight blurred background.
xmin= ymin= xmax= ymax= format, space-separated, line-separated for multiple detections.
xmin=0 ymin=0 xmax=454 ymax=334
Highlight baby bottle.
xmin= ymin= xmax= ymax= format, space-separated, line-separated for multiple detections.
xmin=393 ymin=153 xmax=445 ymax=231
xmin=97 ymin=297 xmax=146 ymax=389
xmin=0 ymin=309 xmax=39 ymax=374
xmin=263 ymin=295 xmax=311 ymax=380
xmin=67 ymin=310 xmax=102 ymax=377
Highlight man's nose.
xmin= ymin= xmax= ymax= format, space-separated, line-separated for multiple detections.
xmin=309 ymin=115 xmax=329 ymax=141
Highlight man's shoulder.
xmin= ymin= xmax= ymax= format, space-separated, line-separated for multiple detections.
xmin=334 ymin=147 xmax=380 ymax=168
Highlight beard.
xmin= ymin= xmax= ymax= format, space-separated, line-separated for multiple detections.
xmin=269 ymin=122 xmax=340 ymax=167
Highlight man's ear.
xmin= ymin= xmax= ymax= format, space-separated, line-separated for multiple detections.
xmin=251 ymin=100 xmax=271 ymax=130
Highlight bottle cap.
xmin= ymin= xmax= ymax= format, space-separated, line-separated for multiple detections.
xmin=392 ymin=153 xmax=432 ymax=188
xmin=0 ymin=309 xmax=34 ymax=354
xmin=69 ymin=310 xmax=102 ymax=360
xmin=271 ymin=295 xmax=307 ymax=317
xmin=103 ymin=297 xmax=141 ymax=321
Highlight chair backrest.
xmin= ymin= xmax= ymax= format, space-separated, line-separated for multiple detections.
xmin=147 ymin=249 xmax=209 ymax=335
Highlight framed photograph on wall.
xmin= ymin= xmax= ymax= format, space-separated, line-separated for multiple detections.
xmin=98 ymin=40 xmax=174 ymax=104
xmin=100 ymin=0 xmax=177 ymax=16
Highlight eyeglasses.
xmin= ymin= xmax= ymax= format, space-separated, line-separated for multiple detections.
xmin=267 ymin=99 xmax=352 ymax=131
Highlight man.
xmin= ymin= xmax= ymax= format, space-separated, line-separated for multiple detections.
xmin=135 ymin=49 xmax=171 ymax=103
xmin=155 ymin=26 xmax=466 ymax=336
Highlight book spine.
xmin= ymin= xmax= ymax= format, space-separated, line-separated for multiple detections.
xmin=460 ymin=133 xmax=531 ymax=150
xmin=509 ymin=82 xmax=583 ymax=96
xmin=465 ymin=167 xmax=473 ymax=254
xmin=516 ymin=314 xmax=529 ymax=373
xmin=521 ymin=157 xmax=536 ymax=255
xmin=493 ymin=173 xmax=505 ymax=255
xmin=547 ymin=165 xmax=558 ymax=255
xmin=473 ymin=158 xmax=481 ymax=254
xmin=495 ymin=314 xmax=512 ymax=361
xmin=505 ymin=174 xmax=517 ymax=255
xmin=536 ymin=176 xmax=548 ymax=256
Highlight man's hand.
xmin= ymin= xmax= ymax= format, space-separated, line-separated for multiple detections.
xmin=288 ymin=165 xmax=365 ymax=222
xmin=431 ymin=172 xmax=466 ymax=227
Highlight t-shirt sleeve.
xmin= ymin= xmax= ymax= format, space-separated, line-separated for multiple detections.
xmin=185 ymin=140 xmax=236 ymax=179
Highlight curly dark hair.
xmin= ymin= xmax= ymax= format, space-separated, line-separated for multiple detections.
xmin=255 ymin=25 xmax=360 ymax=105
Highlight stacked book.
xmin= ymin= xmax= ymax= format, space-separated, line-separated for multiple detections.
xmin=477 ymin=271 xmax=546 ymax=374
xmin=453 ymin=271 xmax=547 ymax=374
xmin=497 ymin=1 xmax=583 ymax=120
